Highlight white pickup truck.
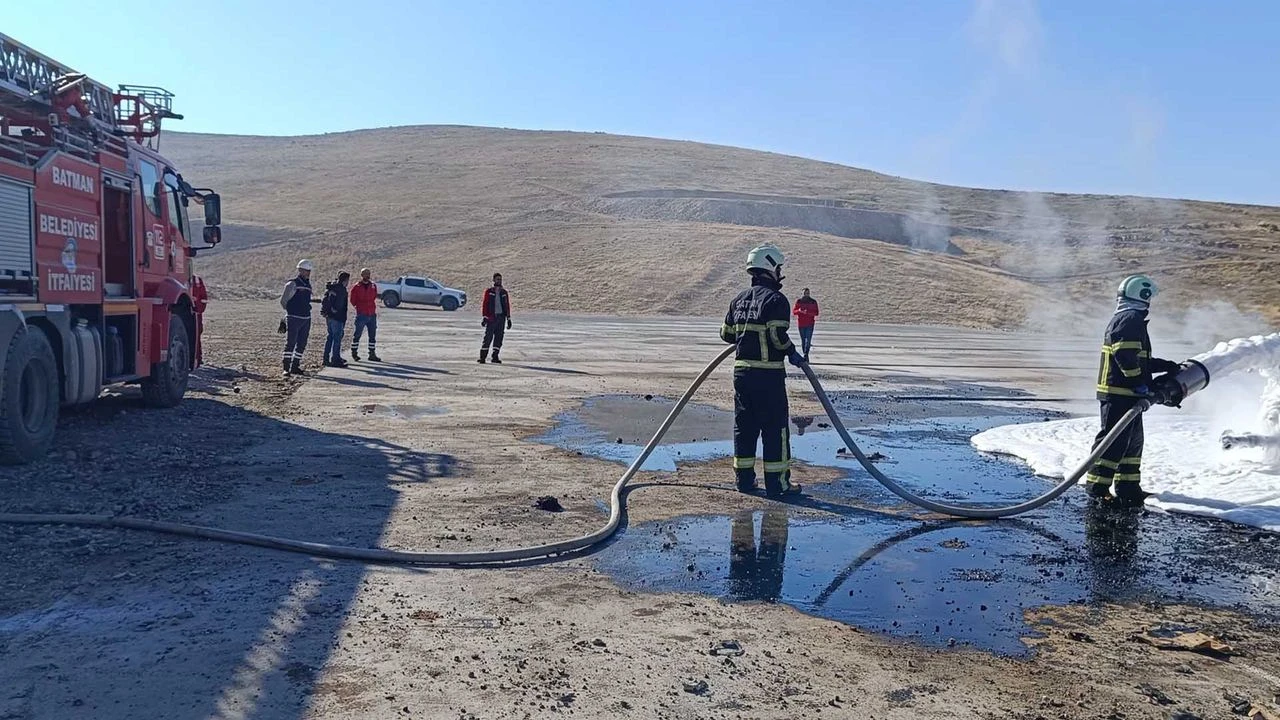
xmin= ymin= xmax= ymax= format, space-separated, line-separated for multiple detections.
xmin=379 ymin=275 xmax=468 ymax=311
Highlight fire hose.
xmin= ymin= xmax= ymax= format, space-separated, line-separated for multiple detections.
xmin=0 ymin=346 xmax=1210 ymax=565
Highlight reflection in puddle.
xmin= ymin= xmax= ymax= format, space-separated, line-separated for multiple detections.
xmin=791 ymin=416 xmax=814 ymax=435
xmin=599 ymin=504 xmax=1280 ymax=656
xmin=729 ymin=510 xmax=788 ymax=602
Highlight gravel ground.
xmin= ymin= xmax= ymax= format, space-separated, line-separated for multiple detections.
xmin=1 ymin=301 xmax=1278 ymax=720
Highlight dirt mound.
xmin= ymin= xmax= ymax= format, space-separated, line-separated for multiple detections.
xmin=161 ymin=126 xmax=1280 ymax=327
xmin=584 ymin=192 xmax=965 ymax=254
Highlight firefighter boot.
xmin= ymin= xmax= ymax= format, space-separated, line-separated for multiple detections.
xmin=735 ymin=469 xmax=758 ymax=494
xmin=764 ymin=474 xmax=802 ymax=498
xmin=351 ymin=348 xmax=360 ymax=362
xmin=478 ymin=349 xmax=487 ymax=363
xmin=490 ymin=350 xmax=502 ymax=364
xmin=1113 ymin=482 xmax=1150 ymax=507
xmin=368 ymin=350 xmax=382 ymax=362
xmin=290 ymin=360 xmax=306 ymax=376
xmin=282 ymin=359 xmax=292 ymax=377
xmin=1086 ymin=482 xmax=1113 ymax=501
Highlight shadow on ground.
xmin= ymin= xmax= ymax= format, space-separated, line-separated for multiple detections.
xmin=0 ymin=384 xmax=463 ymax=719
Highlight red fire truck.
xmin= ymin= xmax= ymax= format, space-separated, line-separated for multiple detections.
xmin=0 ymin=32 xmax=222 ymax=465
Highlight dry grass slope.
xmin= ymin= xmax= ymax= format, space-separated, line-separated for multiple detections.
xmin=162 ymin=126 xmax=1280 ymax=329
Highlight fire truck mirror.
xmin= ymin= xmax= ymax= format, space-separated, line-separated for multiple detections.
xmin=203 ymin=193 xmax=222 ymax=226
xmin=203 ymin=226 xmax=222 ymax=246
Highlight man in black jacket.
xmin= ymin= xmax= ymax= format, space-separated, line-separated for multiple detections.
xmin=721 ymin=244 xmax=805 ymax=498
xmin=321 ymin=271 xmax=351 ymax=368
xmin=1087 ymin=274 xmax=1180 ymax=505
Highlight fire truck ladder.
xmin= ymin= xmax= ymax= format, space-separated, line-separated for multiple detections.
xmin=0 ymin=32 xmax=179 ymax=155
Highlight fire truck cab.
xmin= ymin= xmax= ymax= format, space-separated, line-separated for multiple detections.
xmin=0 ymin=32 xmax=223 ymax=464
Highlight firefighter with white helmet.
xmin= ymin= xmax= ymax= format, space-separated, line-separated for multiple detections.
xmin=1086 ymin=273 xmax=1181 ymax=505
xmin=279 ymin=259 xmax=315 ymax=376
xmin=720 ymin=244 xmax=805 ymax=497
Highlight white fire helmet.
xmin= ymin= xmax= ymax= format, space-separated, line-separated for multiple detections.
xmin=1117 ymin=273 xmax=1158 ymax=304
xmin=296 ymin=259 xmax=314 ymax=272
xmin=746 ymin=244 xmax=785 ymax=279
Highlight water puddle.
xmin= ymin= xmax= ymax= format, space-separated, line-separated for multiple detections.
xmin=359 ymin=404 xmax=446 ymax=420
xmin=531 ymin=394 xmax=732 ymax=471
xmin=536 ymin=392 xmax=1280 ymax=656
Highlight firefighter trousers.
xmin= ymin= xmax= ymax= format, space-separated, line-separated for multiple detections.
xmin=1087 ymin=396 xmax=1144 ymax=487
xmin=732 ymin=368 xmax=792 ymax=493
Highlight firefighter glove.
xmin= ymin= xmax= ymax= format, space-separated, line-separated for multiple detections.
xmin=481 ymin=318 xmax=488 ymax=327
xmin=787 ymin=350 xmax=805 ymax=367
xmin=1152 ymin=383 xmax=1183 ymax=409
xmin=506 ymin=318 xmax=513 ymax=330
xmin=1151 ymin=358 xmax=1181 ymax=375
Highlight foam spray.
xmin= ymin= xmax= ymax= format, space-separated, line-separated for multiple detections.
xmin=1189 ymin=332 xmax=1280 ymax=465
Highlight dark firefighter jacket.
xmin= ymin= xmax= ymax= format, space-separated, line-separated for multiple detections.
xmin=1096 ymin=307 xmax=1179 ymax=398
xmin=720 ymin=277 xmax=795 ymax=371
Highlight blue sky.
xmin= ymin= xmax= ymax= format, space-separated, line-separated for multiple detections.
xmin=7 ymin=0 xmax=1278 ymax=205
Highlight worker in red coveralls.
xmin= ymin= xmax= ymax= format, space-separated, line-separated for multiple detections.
xmin=792 ymin=288 xmax=820 ymax=361
xmin=191 ymin=274 xmax=209 ymax=367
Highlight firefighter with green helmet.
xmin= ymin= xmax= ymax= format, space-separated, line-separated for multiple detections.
xmin=1087 ymin=273 xmax=1181 ymax=505
xmin=720 ymin=244 xmax=805 ymax=497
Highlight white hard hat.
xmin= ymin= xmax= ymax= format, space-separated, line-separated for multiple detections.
xmin=297 ymin=259 xmax=314 ymax=271
xmin=746 ymin=245 xmax=785 ymax=277
xmin=1117 ymin=273 xmax=1158 ymax=303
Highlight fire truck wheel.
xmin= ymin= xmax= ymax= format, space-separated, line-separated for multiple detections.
xmin=141 ymin=313 xmax=191 ymax=409
xmin=382 ymin=291 xmax=401 ymax=309
xmin=0 ymin=327 xmax=60 ymax=465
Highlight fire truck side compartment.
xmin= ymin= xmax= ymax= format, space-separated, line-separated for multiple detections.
xmin=0 ymin=177 xmax=34 ymax=294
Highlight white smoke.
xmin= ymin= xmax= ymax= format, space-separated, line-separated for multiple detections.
xmin=1125 ymin=94 xmax=1165 ymax=160
xmin=902 ymin=186 xmax=954 ymax=252
xmin=911 ymin=0 xmax=1044 ymax=175
xmin=1152 ymin=300 xmax=1271 ymax=353
xmin=964 ymin=0 xmax=1044 ymax=76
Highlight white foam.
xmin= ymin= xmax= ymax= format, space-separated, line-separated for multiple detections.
xmin=1193 ymin=332 xmax=1280 ymax=379
xmin=973 ymin=331 xmax=1280 ymax=531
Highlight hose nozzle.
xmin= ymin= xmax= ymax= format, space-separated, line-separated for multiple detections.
xmin=1149 ymin=359 xmax=1210 ymax=408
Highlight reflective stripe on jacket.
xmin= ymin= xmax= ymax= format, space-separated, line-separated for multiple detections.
xmin=1096 ymin=308 xmax=1152 ymax=397
xmin=720 ymin=278 xmax=795 ymax=371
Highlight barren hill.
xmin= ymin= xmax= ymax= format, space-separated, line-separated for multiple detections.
xmin=162 ymin=126 xmax=1280 ymax=329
